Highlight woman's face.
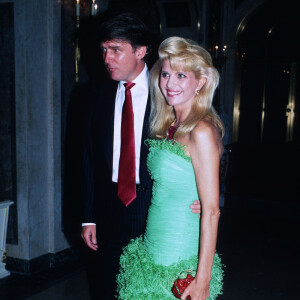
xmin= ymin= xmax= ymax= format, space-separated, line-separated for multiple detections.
xmin=159 ymin=60 xmax=202 ymax=110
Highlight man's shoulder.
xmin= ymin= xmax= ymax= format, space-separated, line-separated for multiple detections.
xmin=89 ymin=79 xmax=118 ymax=98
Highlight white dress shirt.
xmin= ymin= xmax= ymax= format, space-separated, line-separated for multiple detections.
xmin=112 ymin=64 xmax=149 ymax=184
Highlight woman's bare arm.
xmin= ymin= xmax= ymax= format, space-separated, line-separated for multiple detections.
xmin=181 ymin=121 xmax=222 ymax=300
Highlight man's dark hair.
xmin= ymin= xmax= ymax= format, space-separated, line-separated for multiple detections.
xmin=99 ymin=12 xmax=152 ymax=55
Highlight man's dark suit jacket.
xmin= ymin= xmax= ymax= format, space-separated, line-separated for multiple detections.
xmin=82 ymin=78 xmax=153 ymax=248
xmin=82 ymin=79 xmax=153 ymax=299
xmin=83 ymin=77 xmax=151 ymax=223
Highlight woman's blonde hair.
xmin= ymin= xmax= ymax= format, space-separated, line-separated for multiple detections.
xmin=150 ymin=36 xmax=225 ymax=139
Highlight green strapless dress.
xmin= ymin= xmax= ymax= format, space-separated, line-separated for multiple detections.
xmin=116 ymin=139 xmax=224 ymax=299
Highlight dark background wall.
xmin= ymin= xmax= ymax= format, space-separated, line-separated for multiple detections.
xmin=0 ymin=3 xmax=17 ymax=244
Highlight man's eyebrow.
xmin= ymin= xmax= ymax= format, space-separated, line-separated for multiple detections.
xmin=107 ymin=45 xmax=122 ymax=49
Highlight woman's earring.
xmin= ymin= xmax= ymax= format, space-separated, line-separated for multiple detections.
xmin=195 ymin=89 xmax=200 ymax=96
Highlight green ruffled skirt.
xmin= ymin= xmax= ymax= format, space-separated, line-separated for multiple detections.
xmin=116 ymin=237 xmax=224 ymax=299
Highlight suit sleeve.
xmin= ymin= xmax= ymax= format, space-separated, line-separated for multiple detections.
xmin=82 ymin=90 xmax=96 ymax=223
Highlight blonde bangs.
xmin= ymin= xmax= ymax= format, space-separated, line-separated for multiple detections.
xmin=160 ymin=52 xmax=202 ymax=78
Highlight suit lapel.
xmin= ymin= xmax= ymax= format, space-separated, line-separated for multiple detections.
xmin=96 ymin=81 xmax=118 ymax=176
xmin=139 ymin=94 xmax=151 ymax=183
xmin=97 ymin=85 xmax=150 ymax=182
xmin=141 ymin=93 xmax=151 ymax=142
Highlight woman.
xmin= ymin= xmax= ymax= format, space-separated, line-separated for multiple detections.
xmin=117 ymin=37 xmax=224 ymax=300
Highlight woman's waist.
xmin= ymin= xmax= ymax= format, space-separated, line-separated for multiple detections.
xmin=144 ymin=214 xmax=199 ymax=265
xmin=151 ymin=186 xmax=199 ymax=205
xmin=144 ymin=219 xmax=199 ymax=247
xmin=146 ymin=201 xmax=200 ymax=230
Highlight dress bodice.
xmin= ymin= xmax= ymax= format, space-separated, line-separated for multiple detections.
xmin=144 ymin=139 xmax=200 ymax=266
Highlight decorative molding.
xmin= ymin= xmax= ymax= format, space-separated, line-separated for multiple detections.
xmin=6 ymin=247 xmax=80 ymax=275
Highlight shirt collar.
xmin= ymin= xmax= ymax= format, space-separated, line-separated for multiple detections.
xmin=118 ymin=64 xmax=149 ymax=92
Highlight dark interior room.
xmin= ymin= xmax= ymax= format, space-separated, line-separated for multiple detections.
xmin=0 ymin=0 xmax=299 ymax=299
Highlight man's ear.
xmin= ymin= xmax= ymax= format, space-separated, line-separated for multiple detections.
xmin=136 ymin=46 xmax=147 ymax=60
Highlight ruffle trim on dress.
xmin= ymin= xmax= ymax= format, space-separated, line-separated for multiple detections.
xmin=145 ymin=138 xmax=192 ymax=162
xmin=116 ymin=236 xmax=224 ymax=299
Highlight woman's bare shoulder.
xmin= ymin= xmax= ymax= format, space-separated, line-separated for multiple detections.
xmin=190 ymin=120 xmax=223 ymax=155
xmin=191 ymin=120 xmax=220 ymax=140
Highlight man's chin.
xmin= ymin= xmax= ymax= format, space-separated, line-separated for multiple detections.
xmin=109 ymin=72 xmax=121 ymax=81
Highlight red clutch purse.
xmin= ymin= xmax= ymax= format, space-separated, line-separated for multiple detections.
xmin=171 ymin=270 xmax=196 ymax=299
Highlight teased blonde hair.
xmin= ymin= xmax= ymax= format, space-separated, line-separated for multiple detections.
xmin=150 ymin=36 xmax=225 ymax=139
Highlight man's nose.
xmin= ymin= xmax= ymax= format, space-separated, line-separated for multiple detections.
xmin=103 ymin=51 xmax=110 ymax=64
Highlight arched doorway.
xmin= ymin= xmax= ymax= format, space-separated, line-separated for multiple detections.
xmin=229 ymin=0 xmax=300 ymax=200
xmin=235 ymin=0 xmax=299 ymax=144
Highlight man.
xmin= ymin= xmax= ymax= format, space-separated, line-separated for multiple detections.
xmin=81 ymin=12 xmax=200 ymax=299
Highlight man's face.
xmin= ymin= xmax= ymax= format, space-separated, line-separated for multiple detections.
xmin=101 ymin=39 xmax=146 ymax=82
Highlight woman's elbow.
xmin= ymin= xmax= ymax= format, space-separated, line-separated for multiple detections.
xmin=205 ymin=208 xmax=221 ymax=220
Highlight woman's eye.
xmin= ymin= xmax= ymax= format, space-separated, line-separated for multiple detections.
xmin=161 ymin=72 xmax=169 ymax=78
xmin=178 ymin=73 xmax=186 ymax=78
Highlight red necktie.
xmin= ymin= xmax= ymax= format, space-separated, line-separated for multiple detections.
xmin=118 ymin=82 xmax=136 ymax=206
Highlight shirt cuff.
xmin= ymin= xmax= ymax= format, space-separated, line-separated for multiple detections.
xmin=82 ymin=223 xmax=96 ymax=226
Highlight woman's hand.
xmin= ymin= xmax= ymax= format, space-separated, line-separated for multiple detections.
xmin=180 ymin=276 xmax=210 ymax=300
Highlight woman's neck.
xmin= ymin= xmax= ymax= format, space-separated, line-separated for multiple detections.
xmin=174 ymin=107 xmax=191 ymax=125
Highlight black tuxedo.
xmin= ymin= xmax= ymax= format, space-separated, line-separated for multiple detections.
xmin=82 ymin=79 xmax=152 ymax=299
